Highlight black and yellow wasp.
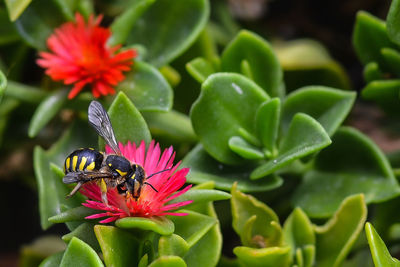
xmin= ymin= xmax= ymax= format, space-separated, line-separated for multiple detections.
xmin=63 ymin=101 xmax=164 ymax=204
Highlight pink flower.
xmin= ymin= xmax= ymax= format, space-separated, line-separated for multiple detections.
xmin=80 ymin=140 xmax=192 ymax=223
xmin=37 ymin=13 xmax=136 ymax=99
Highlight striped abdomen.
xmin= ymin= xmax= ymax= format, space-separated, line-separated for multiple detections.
xmin=64 ymin=148 xmax=104 ymax=174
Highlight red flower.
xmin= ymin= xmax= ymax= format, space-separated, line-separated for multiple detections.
xmin=80 ymin=140 xmax=193 ymax=223
xmin=37 ymin=13 xmax=136 ymax=99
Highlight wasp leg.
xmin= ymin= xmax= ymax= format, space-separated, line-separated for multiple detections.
xmin=100 ymin=178 xmax=109 ymax=206
xmin=66 ymin=182 xmax=84 ymax=198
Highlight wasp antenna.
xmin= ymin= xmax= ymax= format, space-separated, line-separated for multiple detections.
xmin=147 ymin=168 xmax=173 ymax=179
xmin=144 ymin=182 xmax=159 ymax=193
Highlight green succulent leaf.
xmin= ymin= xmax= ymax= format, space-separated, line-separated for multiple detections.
xmin=148 ymin=256 xmax=187 ymax=267
xmin=314 ymin=194 xmax=367 ymax=267
xmin=14 ymin=0 xmax=71 ymax=50
xmin=5 ymin=0 xmax=32 ymax=21
xmin=221 ymin=30 xmax=283 ymax=97
xmin=48 ymin=206 xmax=97 ymax=224
xmin=28 ymin=89 xmax=68 ymax=138
xmin=62 ymin=223 xmax=100 ymax=252
xmin=381 ymin=47 xmax=400 ymax=77
xmin=228 ymin=136 xmax=265 ymax=160
xmin=275 ymin=39 xmax=351 ymax=91
xmin=94 ymin=225 xmax=141 ymax=267
xmin=365 ymin=222 xmax=400 ymax=266
xmin=251 ymin=113 xmax=331 ymax=179
xmin=170 ymin=210 xmax=217 ymax=248
xmin=168 ymin=188 xmax=231 ymax=208
xmin=190 ymin=73 xmax=269 ymax=164
xmin=283 ymin=208 xmax=315 ymax=266
xmin=293 ymin=127 xmax=400 ymax=217
xmin=116 ymin=61 xmax=173 ymax=112
xmin=116 ymin=216 xmax=174 ymax=235
xmin=186 ymin=57 xmax=216 ymax=83
xmin=126 ymin=0 xmax=209 ymax=67
xmin=109 ymin=0 xmax=155 ymax=46
xmin=5 ymin=81 xmax=49 ymax=104
xmin=255 ymin=98 xmax=280 ymax=153
xmin=364 ymin=62 xmax=383 ymax=82
xmin=60 ymin=237 xmax=103 ymax=267
xmin=353 ymin=11 xmax=396 ymax=67
xmin=282 ymin=86 xmax=356 ymax=136
xmin=231 ymin=183 xmax=282 ymax=248
xmin=0 ymin=70 xmax=6 ymax=103
xmin=159 ymin=234 xmax=190 ymax=258
xmin=362 ymin=79 xmax=400 ymax=113
xmin=182 ymin=144 xmax=283 ymax=192
xmin=181 ymin=184 xmax=223 ymax=267
xmin=387 ymin=0 xmax=400 ymax=45
xmin=143 ymin=110 xmax=197 ymax=143
xmin=39 ymin=251 xmax=64 ymax=267
xmin=107 ymin=91 xmax=151 ymax=146
xmin=233 ymin=246 xmax=291 ymax=267
xmin=35 ymin=147 xmax=80 ymax=229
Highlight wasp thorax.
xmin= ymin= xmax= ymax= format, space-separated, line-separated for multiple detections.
xmin=105 ymin=155 xmax=132 ymax=178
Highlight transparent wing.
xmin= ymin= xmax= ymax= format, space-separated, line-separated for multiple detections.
xmin=62 ymin=171 xmax=113 ymax=184
xmin=88 ymin=101 xmax=121 ymax=155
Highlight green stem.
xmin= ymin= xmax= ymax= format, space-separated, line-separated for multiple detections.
xmin=5 ymin=81 xmax=49 ymax=103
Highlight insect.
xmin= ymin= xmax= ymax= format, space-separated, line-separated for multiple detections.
xmin=63 ymin=100 xmax=167 ymax=204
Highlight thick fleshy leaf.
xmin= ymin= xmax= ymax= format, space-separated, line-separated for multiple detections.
xmin=228 ymin=136 xmax=265 ymax=160
xmin=5 ymin=0 xmax=32 ymax=21
xmin=39 ymin=251 xmax=64 ymax=267
xmin=0 ymin=70 xmax=6 ymax=103
xmin=109 ymin=0 xmax=155 ymax=46
xmin=94 ymin=225 xmax=141 ymax=267
xmin=314 ymin=194 xmax=367 ymax=267
xmin=231 ymin=183 xmax=282 ymax=248
xmin=28 ymin=89 xmax=68 ymax=138
xmin=364 ymin=62 xmax=383 ymax=83
xmin=60 ymin=237 xmax=103 ymax=267
xmin=4 ymin=81 xmax=49 ymax=104
xmin=221 ymin=30 xmax=283 ymax=97
xmin=107 ymin=92 xmax=151 ymax=146
xmin=182 ymin=144 xmax=283 ymax=192
xmin=115 ymin=216 xmax=174 ymax=235
xmin=381 ymin=47 xmax=400 ymax=77
xmin=255 ymin=98 xmax=280 ymax=153
xmin=14 ymin=0 xmax=70 ymax=50
xmin=168 ymin=188 xmax=230 ymax=208
xmin=186 ymin=57 xmax=216 ymax=83
xmin=143 ymin=110 xmax=197 ymax=143
xmin=35 ymin=148 xmax=80 ymax=229
xmin=190 ymin=73 xmax=269 ymax=164
xmin=283 ymin=208 xmax=315 ymax=266
xmin=49 ymin=206 xmax=97 ymax=224
xmin=293 ymin=127 xmax=400 ymax=217
xmin=387 ymin=0 xmax=400 ymax=45
xmin=234 ymin=246 xmax=291 ymax=267
xmin=148 ymin=256 xmax=187 ymax=267
xmin=20 ymin=236 xmax=66 ymax=267
xmin=362 ymin=80 xmax=400 ymax=113
xmin=170 ymin=210 xmax=217 ymax=247
xmin=282 ymin=86 xmax=356 ymax=136
xmin=116 ymin=61 xmax=173 ymax=112
xmin=181 ymin=184 xmax=223 ymax=267
xmin=365 ymin=222 xmax=400 ymax=266
xmin=126 ymin=0 xmax=209 ymax=67
xmin=63 ymin=223 xmax=100 ymax=252
xmin=353 ymin=11 xmax=396 ymax=67
xmin=251 ymin=113 xmax=331 ymax=179
xmin=159 ymin=234 xmax=190 ymax=258
xmin=275 ymin=39 xmax=350 ymax=91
